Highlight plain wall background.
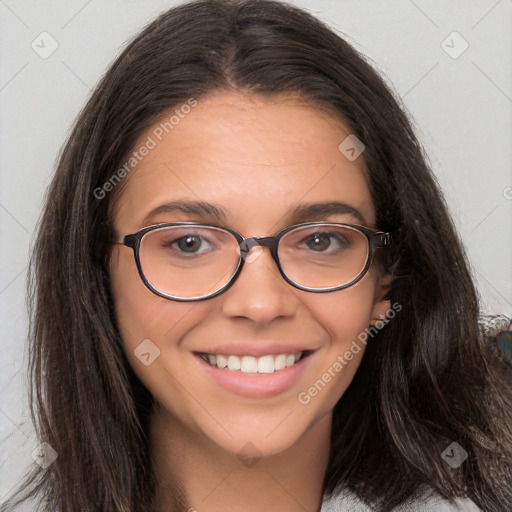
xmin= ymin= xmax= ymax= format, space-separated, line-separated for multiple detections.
xmin=1 ymin=0 xmax=511 ymax=502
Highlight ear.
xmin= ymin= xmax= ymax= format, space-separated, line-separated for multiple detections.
xmin=370 ymin=273 xmax=392 ymax=326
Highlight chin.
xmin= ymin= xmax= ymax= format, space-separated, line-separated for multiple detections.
xmin=175 ymin=400 xmax=333 ymax=462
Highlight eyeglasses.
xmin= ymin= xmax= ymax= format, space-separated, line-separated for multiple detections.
xmin=114 ymin=222 xmax=392 ymax=301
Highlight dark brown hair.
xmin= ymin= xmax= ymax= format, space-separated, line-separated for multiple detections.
xmin=3 ymin=1 xmax=511 ymax=510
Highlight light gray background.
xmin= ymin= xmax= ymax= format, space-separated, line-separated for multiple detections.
xmin=1 ymin=0 xmax=511 ymax=503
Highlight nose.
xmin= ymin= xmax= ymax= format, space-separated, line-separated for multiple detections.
xmin=220 ymin=245 xmax=300 ymax=325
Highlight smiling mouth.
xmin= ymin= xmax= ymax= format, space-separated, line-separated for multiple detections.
xmin=198 ymin=352 xmax=309 ymax=374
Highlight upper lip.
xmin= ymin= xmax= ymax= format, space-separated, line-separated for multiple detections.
xmin=193 ymin=343 xmax=316 ymax=358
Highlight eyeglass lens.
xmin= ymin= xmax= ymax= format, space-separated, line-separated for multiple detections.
xmin=139 ymin=224 xmax=370 ymax=298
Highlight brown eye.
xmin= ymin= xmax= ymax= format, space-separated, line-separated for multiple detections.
xmin=306 ymin=233 xmax=331 ymax=251
xmin=177 ymin=235 xmax=203 ymax=253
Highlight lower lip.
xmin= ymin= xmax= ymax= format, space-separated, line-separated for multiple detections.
xmin=194 ymin=353 xmax=313 ymax=398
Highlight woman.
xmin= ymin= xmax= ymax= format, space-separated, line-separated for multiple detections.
xmin=4 ymin=0 xmax=511 ymax=510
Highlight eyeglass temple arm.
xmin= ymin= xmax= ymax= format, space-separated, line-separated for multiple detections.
xmin=112 ymin=234 xmax=136 ymax=246
xmin=377 ymin=232 xmax=392 ymax=247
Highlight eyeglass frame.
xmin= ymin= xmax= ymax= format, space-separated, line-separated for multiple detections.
xmin=113 ymin=221 xmax=393 ymax=302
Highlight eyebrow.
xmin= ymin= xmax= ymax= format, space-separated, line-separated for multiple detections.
xmin=141 ymin=200 xmax=228 ymax=227
xmin=140 ymin=200 xmax=366 ymax=228
xmin=289 ymin=201 xmax=367 ymax=225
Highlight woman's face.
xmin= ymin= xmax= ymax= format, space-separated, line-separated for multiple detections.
xmin=109 ymin=92 xmax=390 ymax=457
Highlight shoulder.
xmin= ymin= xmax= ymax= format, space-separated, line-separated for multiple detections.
xmin=320 ymin=488 xmax=482 ymax=512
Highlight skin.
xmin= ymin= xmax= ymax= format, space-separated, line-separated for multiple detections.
xmin=109 ymin=91 xmax=391 ymax=512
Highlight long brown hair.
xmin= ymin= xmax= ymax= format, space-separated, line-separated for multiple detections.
xmin=3 ymin=1 xmax=511 ymax=510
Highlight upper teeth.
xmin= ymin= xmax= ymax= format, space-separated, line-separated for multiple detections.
xmin=200 ymin=352 xmax=302 ymax=374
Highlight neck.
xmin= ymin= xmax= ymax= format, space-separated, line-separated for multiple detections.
xmin=149 ymin=406 xmax=332 ymax=512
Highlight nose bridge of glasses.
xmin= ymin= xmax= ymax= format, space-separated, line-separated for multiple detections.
xmin=238 ymin=235 xmax=277 ymax=254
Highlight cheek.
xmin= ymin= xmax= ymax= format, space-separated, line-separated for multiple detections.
xmin=109 ymin=249 xmax=217 ymax=432
xmin=295 ymin=274 xmax=380 ymax=410
xmin=109 ymin=248 xmax=206 ymax=363
xmin=310 ymin=274 xmax=378 ymax=346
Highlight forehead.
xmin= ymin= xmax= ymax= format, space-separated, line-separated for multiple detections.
xmin=112 ymin=92 xmax=375 ymax=232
